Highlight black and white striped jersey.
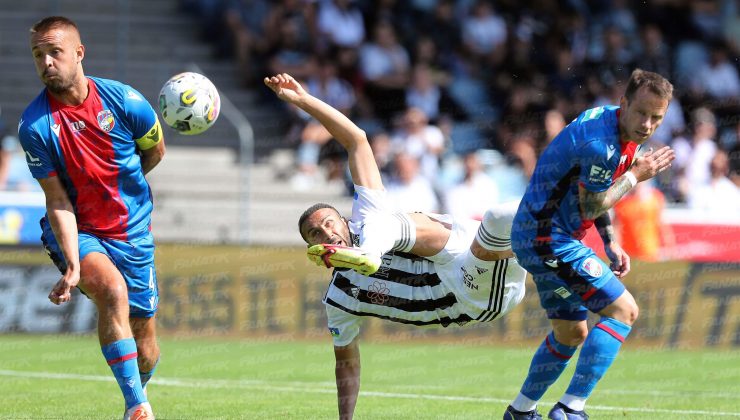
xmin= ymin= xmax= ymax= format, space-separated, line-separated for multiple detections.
xmin=324 ymin=249 xmax=525 ymax=346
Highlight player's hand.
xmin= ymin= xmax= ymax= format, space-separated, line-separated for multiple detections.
xmin=605 ymin=242 xmax=630 ymax=278
xmin=263 ymin=73 xmax=307 ymax=104
xmin=629 ymin=146 xmax=675 ymax=182
xmin=48 ymin=268 xmax=80 ymax=305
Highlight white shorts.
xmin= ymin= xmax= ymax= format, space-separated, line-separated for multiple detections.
xmin=426 ymin=215 xmax=527 ymax=320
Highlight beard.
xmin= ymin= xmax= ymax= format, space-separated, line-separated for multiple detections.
xmin=43 ymin=70 xmax=76 ymax=94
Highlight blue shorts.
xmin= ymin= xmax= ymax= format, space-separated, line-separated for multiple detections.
xmin=513 ymin=236 xmax=625 ymax=321
xmin=40 ymin=217 xmax=159 ymax=318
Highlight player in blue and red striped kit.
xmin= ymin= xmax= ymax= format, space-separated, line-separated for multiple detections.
xmin=504 ymin=69 xmax=676 ymax=420
xmin=19 ymin=16 xmax=164 ymax=419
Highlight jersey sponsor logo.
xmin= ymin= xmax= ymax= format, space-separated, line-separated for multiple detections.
xmin=367 ymin=280 xmax=389 ymax=305
xmin=461 ymin=267 xmax=478 ymax=290
xmin=588 ymin=165 xmax=612 ymax=184
xmin=50 ymin=123 xmax=61 ymax=136
xmin=582 ymin=257 xmax=603 ymax=278
xmin=607 ymin=144 xmax=616 ymax=160
xmin=127 ymin=90 xmax=143 ymax=101
xmin=96 ymin=110 xmax=115 ymax=132
xmin=25 ymin=150 xmax=42 ymax=167
xmin=554 ymin=286 xmax=572 ymax=299
xmin=70 ymin=120 xmax=86 ymax=132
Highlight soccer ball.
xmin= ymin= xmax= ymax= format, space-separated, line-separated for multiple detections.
xmin=158 ymin=72 xmax=220 ymax=135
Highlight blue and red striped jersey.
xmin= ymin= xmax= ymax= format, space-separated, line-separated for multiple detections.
xmin=513 ymin=106 xmax=640 ymax=242
xmin=18 ymin=77 xmax=161 ymax=241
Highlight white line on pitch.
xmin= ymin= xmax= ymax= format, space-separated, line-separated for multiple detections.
xmin=1 ymin=370 xmax=739 ymax=417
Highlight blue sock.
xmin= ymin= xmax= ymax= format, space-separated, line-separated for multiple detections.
xmin=565 ymin=317 xmax=631 ymax=398
xmin=140 ymin=357 xmax=159 ymax=389
xmin=102 ymin=338 xmax=147 ymax=409
xmin=519 ymin=332 xmax=578 ymax=401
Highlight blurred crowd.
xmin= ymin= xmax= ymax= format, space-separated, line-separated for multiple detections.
xmin=3 ymin=1 xmax=738 ymax=258
xmin=181 ymin=0 xmax=740 ymax=218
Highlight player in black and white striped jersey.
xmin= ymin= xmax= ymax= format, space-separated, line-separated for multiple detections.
xmin=265 ymin=73 xmax=527 ymax=419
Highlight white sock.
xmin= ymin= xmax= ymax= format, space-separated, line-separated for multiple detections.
xmin=559 ymin=393 xmax=587 ymax=411
xmin=475 ymin=201 xmax=519 ymax=251
xmin=511 ymin=392 xmax=538 ymax=412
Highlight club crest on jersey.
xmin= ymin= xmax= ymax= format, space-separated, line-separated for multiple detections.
xmin=582 ymin=257 xmax=603 ymax=278
xmin=97 ymin=110 xmax=115 ymax=132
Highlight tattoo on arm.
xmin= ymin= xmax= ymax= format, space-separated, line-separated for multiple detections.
xmin=581 ymin=175 xmax=634 ymax=219
xmin=594 ymin=213 xmax=615 ymax=245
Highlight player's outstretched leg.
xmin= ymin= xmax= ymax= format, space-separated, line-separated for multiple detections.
xmin=307 ymin=244 xmax=382 ymax=275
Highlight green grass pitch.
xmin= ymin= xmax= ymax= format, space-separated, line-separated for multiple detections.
xmin=1 ymin=335 xmax=738 ymax=419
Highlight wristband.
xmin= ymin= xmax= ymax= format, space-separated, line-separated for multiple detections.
xmin=624 ymin=172 xmax=638 ymax=188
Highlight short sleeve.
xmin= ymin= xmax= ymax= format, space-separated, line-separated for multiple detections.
xmin=17 ymin=121 xmax=56 ymax=179
xmin=350 ymin=185 xmax=396 ymax=225
xmin=578 ymin=140 xmax=613 ymax=193
xmin=325 ymin=304 xmax=362 ymax=347
xmin=123 ymin=87 xmax=162 ymax=150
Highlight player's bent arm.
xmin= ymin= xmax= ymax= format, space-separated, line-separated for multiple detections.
xmin=579 ymin=173 xmax=634 ymax=220
xmin=334 ymin=339 xmax=361 ymax=420
xmin=265 ymin=74 xmax=383 ymax=190
xmin=139 ymin=139 xmax=166 ymax=175
xmin=136 ymin=119 xmax=166 ymax=175
xmin=594 ymin=212 xmax=616 ymax=245
xmin=38 ymin=177 xmax=80 ymax=274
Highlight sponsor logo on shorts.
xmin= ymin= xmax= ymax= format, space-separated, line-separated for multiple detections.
xmin=554 ymin=287 xmax=572 ymax=299
xmin=329 ymin=327 xmax=340 ymax=337
xmin=582 ymin=257 xmax=603 ymax=278
xmin=461 ymin=267 xmax=478 ymax=290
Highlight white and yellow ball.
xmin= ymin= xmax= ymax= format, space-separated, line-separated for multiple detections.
xmin=158 ymin=72 xmax=220 ymax=135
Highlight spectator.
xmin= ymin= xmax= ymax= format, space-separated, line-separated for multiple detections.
xmin=359 ymin=20 xmax=411 ymax=122
xmin=694 ymin=42 xmax=740 ymax=100
xmin=461 ymin=0 xmax=507 ymax=67
xmin=688 ymin=150 xmax=740 ymax=213
xmin=316 ymin=0 xmax=365 ymax=49
xmin=391 ymin=107 xmax=445 ymax=181
xmin=223 ymin=0 xmax=272 ymax=85
xmin=267 ymin=17 xmax=317 ymax=80
xmin=637 ymin=24 xmax=672 ymax=78
xmin=386 ymin=152 xmax=440 ymax=213
xmin=443 ymin=151 xmax=499 ymax=220
xmin=672 ymin=107 xmax=719 ymax=201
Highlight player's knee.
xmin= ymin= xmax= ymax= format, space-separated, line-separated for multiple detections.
xmin=606 ymin=293 xmax=639 ymax=326
xmin=555 ymin=324 xmax=588 ymax=346
xmin=91 ymin=282 xmax=128 ymax=310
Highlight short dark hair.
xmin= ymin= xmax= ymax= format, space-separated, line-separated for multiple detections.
xmin=30 ymin=16 xmax=79 ymax=36
xmin=624 ymin=68 xmax=673 ymax=101
xmin=298 ymin=203 xmax=341 ymax=242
